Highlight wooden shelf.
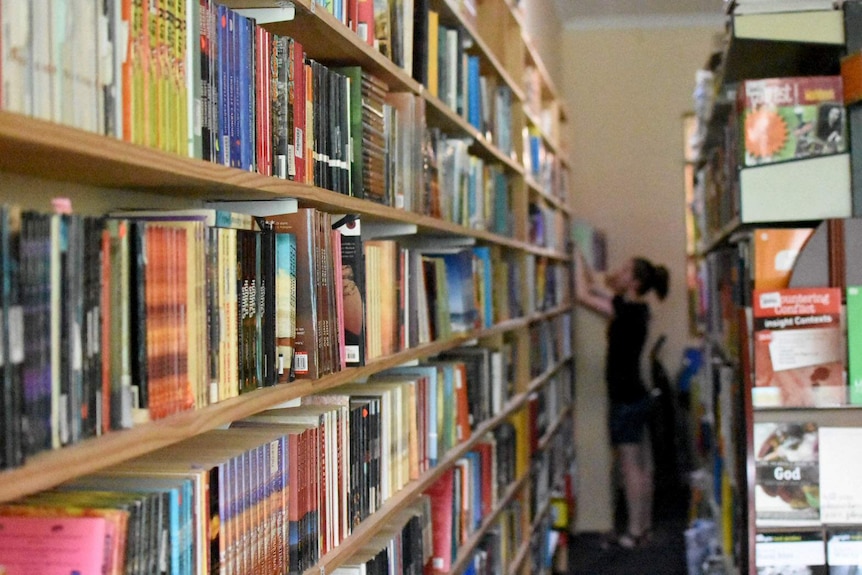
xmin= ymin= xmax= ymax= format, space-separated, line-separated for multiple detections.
xmin=0 ymin=112 xmax=548 ymax=250
xmin=753 ymin=405 xmax=862 ymax=425
xmin=721 ymin=10 xmax=844 ymax=85
xmin=537 ymin=404 xmax=574 ymax=452
xmin=448 ymin=471 xmax=531 ymax=575
xmin=508 ymin=538 xmax=530 ymax=575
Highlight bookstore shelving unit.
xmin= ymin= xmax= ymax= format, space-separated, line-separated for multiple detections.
xmin=0 ymin=0 xmax=575 ymax=573
xmin=690 ymin=4 xmax=862 ymax=574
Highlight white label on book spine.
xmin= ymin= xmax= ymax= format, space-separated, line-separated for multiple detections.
xmin=295 ymin=128 xmax=303 ymax=159
xmin=294 ymin=352 xmax=308 ymax=374
xmin=270 ymin=442 xmax=279 ymax=474
xmin=345 ymin=345 xmax=359 ymax=364
xmin=288 ymin=144 xmax=296 ymax=177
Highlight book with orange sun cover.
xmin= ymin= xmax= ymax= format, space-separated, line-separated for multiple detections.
xmin=738 ymin=75 xmax=847 ymax=167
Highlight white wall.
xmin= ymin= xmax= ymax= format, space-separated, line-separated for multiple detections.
xmin=560 ymin=19 xmax=723 ymax=532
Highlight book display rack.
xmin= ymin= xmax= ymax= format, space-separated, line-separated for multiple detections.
xmin=689 ymin=3 xmax=862 ymax=573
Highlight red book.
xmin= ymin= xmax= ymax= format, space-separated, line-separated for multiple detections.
xmin=293 ymin=41 xmax=306 ymax=184
xmin=752 ymin=287 xmax=846 ymax=408
xmin=356 ymin=0 xmax=375 ymax=46
xmin=425 ymin=468 xmax=455 ymax=574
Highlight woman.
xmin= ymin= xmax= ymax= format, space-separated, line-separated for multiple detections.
xmin=576 ymin=251 xmax=670 ymax=549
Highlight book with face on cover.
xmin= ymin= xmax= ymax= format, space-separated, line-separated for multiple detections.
xmin=754 ymin=422 xmax=820 ymax=523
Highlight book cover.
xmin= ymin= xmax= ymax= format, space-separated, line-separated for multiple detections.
xmin=356 ymin=0 xmax=375 ymax=45
xmin=425 ymin=468 xmax=455 ymax=574
xmin=0 ymin=515 xmax=109 ymax=573
xmin=819 ymin=427 xmax=862 ymax=524
xmin=755 ymin=531 xmax=826 ymax=574
xmin=265 ymin=209 xmax=319 ymax=379
xmin=0 ymin=205 xmax=23 ymax=468
xmin=827 ymin=529 xmax=862 ymax=573
xmin=754 ymin=422 xmax=820 ymax=522
xmin=335 ymin=216 xmax=365 ymax=367
xmin=739 ymin=76 xmax=847 ymax=167
xmin=753 ymin=227 xmax=816 ymax=291
xmin=275 ymin=231 xmax=297 ymax=384
xmin=847 ymin=286 xmax=862 ymax=405
xmin=752 ymin=287 xmax=846 ymax=408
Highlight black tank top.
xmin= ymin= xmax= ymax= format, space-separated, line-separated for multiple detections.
xmin=606 ymin=295 xmax=649 ymax=404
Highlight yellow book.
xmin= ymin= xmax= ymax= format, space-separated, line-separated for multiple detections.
xmin=427 ymin=10 xmax=439 ymax=98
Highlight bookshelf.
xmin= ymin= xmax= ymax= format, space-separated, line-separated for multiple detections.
xmin=690 ymin=4 xmax=862 ymax=574
xmin=0 ymin=0 xmax=575 ymax=573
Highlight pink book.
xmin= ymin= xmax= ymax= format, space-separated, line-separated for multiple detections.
xmin=0 ymin=515 xmax=108 ymax=574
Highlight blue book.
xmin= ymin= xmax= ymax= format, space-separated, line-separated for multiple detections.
xmin=221 ymin=5 xmax=235 ymax=166
xmin=238 ymin=15 xmax=253 ymax=171
xmin=275 ymin=232 xmax=297 ymax=383
xmin=467 ymin=56 xmax=481 ymax=130
xmin=441 ymin=250 xmax=477 ymax=333
xmin=465 ymin=450 xmax=483 ymax=529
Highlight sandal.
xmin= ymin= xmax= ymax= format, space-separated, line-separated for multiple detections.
xmin=616 ymin=528 xmax=653 ymax=550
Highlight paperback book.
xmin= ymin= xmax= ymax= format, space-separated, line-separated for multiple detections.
xmin=754 ymin=422 xmax=820 ymax=522
xmin=738 ymin=76 xmax=846 ymax=167
xmin=752 ymin=287 xmax=846 ymax=408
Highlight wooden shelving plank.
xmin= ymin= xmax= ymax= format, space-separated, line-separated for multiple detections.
xmin=537 ymin=404 xmax=574 ymax=452
xmin=0 ymin=113 xmax=547 ymax=251
xmin=508 ymin=538 xmax=530 ymax=575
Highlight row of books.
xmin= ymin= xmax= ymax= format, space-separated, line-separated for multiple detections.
xmin=0 ymin=199 xmax=554 ymax=469
xmin=0 ymin=352 xmax=530 ymax=574
xmin=330 ymin=498 xmax=433 ymax=575
xmin=529 ymin=202 xmax=568 ymax=252
xmin=527 ymin=315 xmax=573 ymax=377
xmin=0 ymin=2 xmax=529 ymax=224
xmin=524 ymin=257 xmax=570 ymax=315
xmin=524 ymin=127 xmax=568 ymax=201
xmin=361 ymin=238 xmax=522 ymax=355
xmin=424 ymin=437 xmax=502 ymax=574
xmin=461 ymin=503 xmax=524 ymax=575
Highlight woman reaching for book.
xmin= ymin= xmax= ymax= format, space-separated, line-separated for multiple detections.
xmin=575 ymin=250 xmax=669 ymax=549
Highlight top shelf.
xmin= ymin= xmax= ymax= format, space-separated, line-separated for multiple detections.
xmin=720 ymin=9 xmax=845 ymax=84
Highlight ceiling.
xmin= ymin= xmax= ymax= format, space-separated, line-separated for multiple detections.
xmin=552 ymin=0 xmax=726 ymax=22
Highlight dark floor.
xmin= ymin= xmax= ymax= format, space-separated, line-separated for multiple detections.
xmin=565 ymin=483 xmax=690 ymax=575
xmin=565 ymin=513 xmax=689 ymax=575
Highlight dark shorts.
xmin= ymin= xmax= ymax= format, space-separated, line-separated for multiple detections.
xmin=609 ymin=397 xmax=650 ymax=445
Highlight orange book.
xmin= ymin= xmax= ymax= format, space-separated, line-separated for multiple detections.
xmin=752 ymin=227 xmax=815 ymax=290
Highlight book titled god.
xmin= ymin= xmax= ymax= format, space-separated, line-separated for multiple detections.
xmin=752 ymin=287 xmax=847 ymax=408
